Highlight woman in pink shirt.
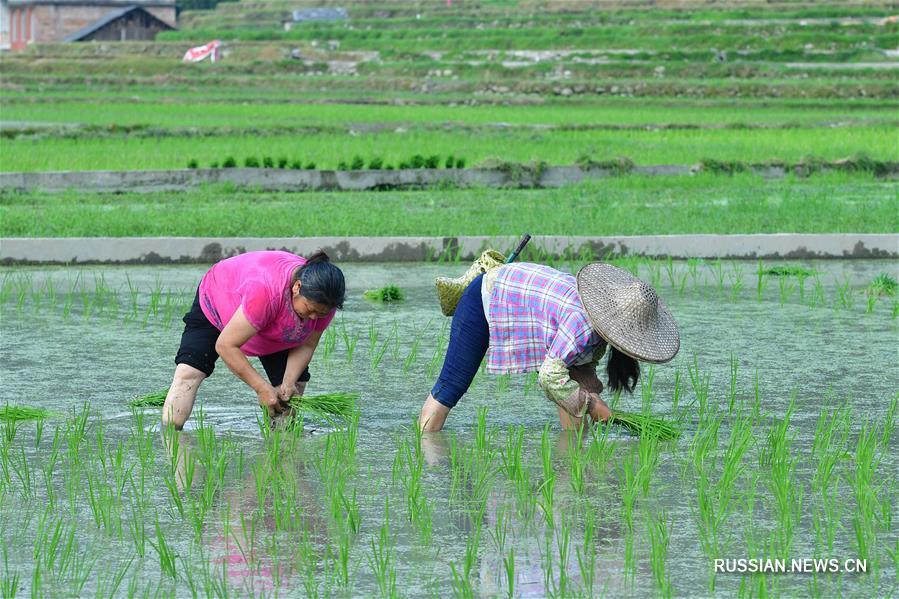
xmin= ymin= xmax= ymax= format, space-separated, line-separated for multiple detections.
xmin=161 ymin=250 xmax=345 ymax=430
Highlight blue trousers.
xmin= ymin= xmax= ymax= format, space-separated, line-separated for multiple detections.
xmin=431 ymin=274 xmax=489 ymax=409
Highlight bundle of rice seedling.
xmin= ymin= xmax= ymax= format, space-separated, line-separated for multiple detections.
xmin=609 ymin=411 xmax=681 ymax=440
xmin=764 ymin=265 xmax=815 ymax=277
xmin=0 ymin=405 xmax=53 ymax=422
xmin=866 ymin=273 xmax=897 ymax=297
xmin=363 ymin=285 xmax=405 ymax=303
xmin=288 ymin=392 xmax=357 ymax=418
xmin=130 ymin=389 xmax=168 ymax=407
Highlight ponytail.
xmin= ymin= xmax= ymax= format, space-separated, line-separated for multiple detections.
xmin=294 ymin=250 xmax=346 ymax=309
xmin=607 ymin=346 xmax=639 ymax=393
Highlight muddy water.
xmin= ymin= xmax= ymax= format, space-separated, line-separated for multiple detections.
xmin=0 ymin=260 xmax=896 ymax=597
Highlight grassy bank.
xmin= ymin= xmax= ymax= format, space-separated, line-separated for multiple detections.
xmin=2 ymin=173 xmax=894 ymax=237
xmin=3 ymin=126 xmax=894 ymax=172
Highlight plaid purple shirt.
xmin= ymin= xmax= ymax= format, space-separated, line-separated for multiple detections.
xmin=485 ymin=263 xmax=602 ymax=374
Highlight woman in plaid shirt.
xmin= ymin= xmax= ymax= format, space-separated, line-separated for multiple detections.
xmin=419 ymin=261 xmax=679 ymax=431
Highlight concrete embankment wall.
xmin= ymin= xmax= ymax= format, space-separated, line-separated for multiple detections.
xmin=2 ymin=234 xmax=896 ymax=265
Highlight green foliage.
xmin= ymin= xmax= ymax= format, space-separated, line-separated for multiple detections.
xmin=244 ymin=156 xmax=259 ymax=168
xmin=867 ymin=273 xmax=898 ymax=297
xmin=4 ymin=175 xmax=895 ymax=237
xmin=222 ymin=156 xmax=236 ymax=168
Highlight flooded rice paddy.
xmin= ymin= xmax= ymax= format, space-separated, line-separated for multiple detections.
xmin=1 ymin=259 xmax=896 ymax=598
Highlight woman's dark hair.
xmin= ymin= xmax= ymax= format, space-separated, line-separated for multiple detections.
xmin=294 ymin=250 xmax=345 ymax=309
xmin=607 ymin=346 xmax=640 ymax=393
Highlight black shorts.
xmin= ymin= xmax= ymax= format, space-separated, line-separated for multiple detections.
xmin=175 ymin=291 xmax=310 ymax=386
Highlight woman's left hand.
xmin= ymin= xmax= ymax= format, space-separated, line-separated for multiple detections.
xmin=276 ymin=383 xmax=296 ymax=404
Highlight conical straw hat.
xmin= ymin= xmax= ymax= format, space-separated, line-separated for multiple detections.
xmin=576 ymin=263 xmax=680 ymax=364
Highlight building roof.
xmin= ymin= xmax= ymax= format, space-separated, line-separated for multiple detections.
xmin=9 ymin=0 xmax=174 ymax=7
xmin=291 ymin=7 xmax=347 ymax=22
xmin=62 ymin=4 xmax=173 ymax=42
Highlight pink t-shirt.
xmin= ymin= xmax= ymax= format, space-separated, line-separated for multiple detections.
xmin=198 ymin=251 xmax=335 ymax=357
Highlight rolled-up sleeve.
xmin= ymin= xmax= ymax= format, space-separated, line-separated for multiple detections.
xmin=538 ymin=355 xmax=578 ymax=407
xmin=538 ymin=343 xmax=606 ymax=416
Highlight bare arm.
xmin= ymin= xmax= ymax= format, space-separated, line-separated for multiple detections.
xmin=276 ymin=329 xmax=323 ymax=400
xmin=215 ymin=306 xmax=286 ymax=416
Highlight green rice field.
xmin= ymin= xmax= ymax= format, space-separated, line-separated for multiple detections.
xmin=1 ymin=2 xmax=897 ymax=597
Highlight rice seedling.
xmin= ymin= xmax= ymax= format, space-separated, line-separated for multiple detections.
xmin=503 ymin=547 xmax=515 ymax=599
xmin=537 ymin=425 xmax=556 ymax=529
xmin=710 ymin=260 xmax=726 ymax=295
xmin=574 ymin=506 xmax=597 ymax=595
xmin=397 ymin=421 xmax=432 ymax=543
xmin=850 ymin=421 xmax=882 ymax=567
xmin=403 ymin=334 xmax=423 ymax=374
xmin=765 ymin=396 xmax=802 ymax=559
xmin=834 ymin=275 xmax=854 ymax=310
xmin=587 ymin=426 xmax=615 ymax=469
xmin=865 ymin=293 xmax=878 ymax=314
xmin=149 ymin=514 xmax=177 ymax=579
xmin=756 ymin=260 xmax=770 ymax=301
xmin=729 ymin=262 xmax=745 ymax=302
xmin=777 ymin=274 xmax=796 ymax=306
xmin=727 ymin=354 xmax=739 ymax=413
xmin=363 ymin=285 xmax=405 ymax=303
xmin=865 ymin=273 xmax=897 ymax=297
xmin=553 ymin=512 xmax=574 ymax=597
xmin=426 ymin=320 xmax=449 ymax=378
xmin=94 ymin=556 xmax=134 ymax=599
xmin=450 ymin=502 xmax=485 ymax=599
xmin=320 ymin=326 xmax=338 ymax=360
xmin=367 ymin=497 xmax=398 ymax=598
xmin=620 ymin=446 xmax=640 ymax=584
xmin=636 ymin=429 xmax=660 ymax=497
xmin=338 ymin=321 xmax=358 ymax=362
xmin=648 ymin=511 xmax=673 ymax=598
xmin=812 ymin=403 xmax=850 ymax=494
xmin=565 ymin=425 xmax=588 ymax=496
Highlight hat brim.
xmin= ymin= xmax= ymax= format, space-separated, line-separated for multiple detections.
xmin=576 ymin=263 xmax=680 ymax=364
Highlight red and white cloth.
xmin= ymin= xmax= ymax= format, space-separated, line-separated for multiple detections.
xmin=182 ymin=40 xmax=222 ymax=63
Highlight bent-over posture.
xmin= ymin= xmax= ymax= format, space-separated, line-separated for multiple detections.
xmin=162 ymin=250 xmax=345 ymax=429
xmin=419 ymin=262 xmax=679 ymax=431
